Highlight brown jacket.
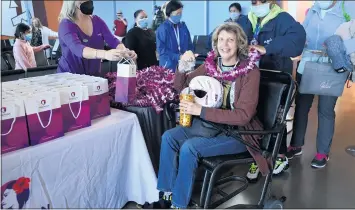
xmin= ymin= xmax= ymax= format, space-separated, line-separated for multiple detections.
xmin=174 ymin=62 xmax=270 ymax=175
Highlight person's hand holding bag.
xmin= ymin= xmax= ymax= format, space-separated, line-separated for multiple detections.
xmin=178 ymin=51 xmax=196 ymax=73
xmin=180 ymin=50 xmax=195 ymax=62
xmin=116 ymin=43 xmax=138 ymax=60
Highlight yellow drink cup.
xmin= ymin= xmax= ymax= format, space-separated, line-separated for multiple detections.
xmin=179 ymin=93 xmax=194 ymax=127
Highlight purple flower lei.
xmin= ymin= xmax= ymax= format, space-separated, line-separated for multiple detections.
xmin=204 ymin=48 xmax=261 ymax=81
xmin=105 ymin=65 xmax=178 ymax=113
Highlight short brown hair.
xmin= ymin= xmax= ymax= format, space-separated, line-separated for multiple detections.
xmin=211 ymin=22 xmax=249 ymax=61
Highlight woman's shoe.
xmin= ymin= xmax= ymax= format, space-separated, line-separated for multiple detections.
xmin=311 ymin=153 xmax=329 ymax=168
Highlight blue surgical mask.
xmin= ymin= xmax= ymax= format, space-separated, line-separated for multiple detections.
xmin=317 ymin=1 xmax=334 ymax=10
xmin=137 ymin=18 xmax=149 ymax=29
xmin=169 ymin=14 xmax=182 ymax=24
xmin=24 ymin=34 xmax=32 ymax=41
xmin=230 ymin=12 xmax=240 ymax=20
xmin=251 ymin=3 xmax=270 ymax=18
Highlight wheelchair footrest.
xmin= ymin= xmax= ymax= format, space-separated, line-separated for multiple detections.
xmin=208 ymin=175 xmax=249 ymax=208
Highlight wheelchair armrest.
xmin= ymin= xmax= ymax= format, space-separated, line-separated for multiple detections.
xmin=236 ymin=124 xmax=284 ymax=135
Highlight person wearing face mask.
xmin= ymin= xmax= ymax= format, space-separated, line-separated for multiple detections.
xmin=208 ymin=2 xmax=253 ymax=51
xmin=31 ymin=17 xmax=58 ymax=58
xmin=123 ymin=10 xmax=158 ymax=70
xmin=156 ymin=0 xmax=194 ymax=72
xmin=245 ymin=0 xmax=306 ymax=182
xmin=287 ymin=0 xmax=355 ymax=168
xmin=113 ymin=10 xmax=128 ymax=41
xmin=13 ymin=23 xmax=51 ymax=70
xmin=57 ymin=0 xmax=136 ymax=76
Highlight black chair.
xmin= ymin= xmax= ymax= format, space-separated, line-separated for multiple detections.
xmin=166 ymin=69 xmax=296 ymax=209
xmin=192 ymin=35 xmax=210 ymax=67
xmin=199 ymin=69 xmax=295 ymax=209
xmin=1 ymin=56 xmax=10 ymax=71
xmin=1 ymin=40 xmax=13 ymax=51
xmin=51 ymin=39 xmax=62 ymax=64
xmin=1 ymin=51 xmax=16 ymax=70
xmin=1 ymin=70 xmax=26 ymax=82
xmin=193 ymin=35 xmax=210 ymax=57
xmin=35 ymin=51 xmax=49 ymax=67
xmin=26 ymin=65 xmax=58 ymax=78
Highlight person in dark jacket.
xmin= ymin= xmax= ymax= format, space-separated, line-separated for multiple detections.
xmin=124 ymin=9 xmax=158 ymax=70
xmin=207 ymin=2 xmax=253 ymax=51
xmin=245 ymin=0 xmax=306 ymax=181
xmin=156 ymin=0 xmax=194 ymax=72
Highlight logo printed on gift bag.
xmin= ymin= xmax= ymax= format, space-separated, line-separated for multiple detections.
xmin=94 ymin=85 xmax=103 ymax=94
xmin=1 ymin=106 xmax=11 ymax=118
xmin=39 ymin=100 xmax=49 ymax=110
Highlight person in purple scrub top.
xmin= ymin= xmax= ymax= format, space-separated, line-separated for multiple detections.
xmin=57 ymin=0 xmax=137 ymax=76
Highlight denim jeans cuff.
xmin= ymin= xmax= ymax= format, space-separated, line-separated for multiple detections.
xmin=172 ymin=200 xmax=187 ymax=209
xmin=157 ymin=187 xmax=172 ymax=193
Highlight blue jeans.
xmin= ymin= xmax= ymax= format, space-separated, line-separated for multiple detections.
xmin=157 ymin=126 xmax=247 ymax=208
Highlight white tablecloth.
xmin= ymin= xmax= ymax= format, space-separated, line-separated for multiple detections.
xmin=1 ymin=109 xmax=158 ymax=209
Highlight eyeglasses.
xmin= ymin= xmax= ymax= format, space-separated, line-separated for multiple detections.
xmin=251 ymin=0 xmax=267 ymax=5
xmin=193 ymin=90 xmax=207 ymax=98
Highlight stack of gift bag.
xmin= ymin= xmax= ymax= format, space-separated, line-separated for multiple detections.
xmin=1 ymin=73 xmax=110 ymax=154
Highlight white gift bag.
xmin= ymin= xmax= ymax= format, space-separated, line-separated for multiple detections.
xmin=1 ymin=98 xmax=29 ymax=154
xmin=56 ymin=85 xmax=91 ymax=132
xmin=24 ymin=91 xmax=64 ymax=145
xmin=115 ymin=58 xmax=137 ymax=103
xmin=81 ymin=78 xmax=110 ymax=119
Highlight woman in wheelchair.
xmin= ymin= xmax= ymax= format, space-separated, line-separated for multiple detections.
xmin=148 ymin=22 xmax=267 ymax=209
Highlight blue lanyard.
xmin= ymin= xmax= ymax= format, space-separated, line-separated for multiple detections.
xmin=173 ymin=26 xmax=180 ymax=52
xmin=253 ymin=22 xmax=261 ymax=40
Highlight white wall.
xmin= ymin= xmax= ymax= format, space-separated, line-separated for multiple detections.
xmin=93 ymin=0 xmax=254 ymax=37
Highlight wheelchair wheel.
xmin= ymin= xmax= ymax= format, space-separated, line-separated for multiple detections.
xmin=263 ymin=196 xmax=286 ymax=209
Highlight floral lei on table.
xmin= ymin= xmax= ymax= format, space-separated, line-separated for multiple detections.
xmin=106 ymin=66 xmax=178 ymax=113
xmin=204 ymin=48 xmax=261 ymax=81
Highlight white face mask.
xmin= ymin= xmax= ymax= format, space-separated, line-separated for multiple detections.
xmin=251 ymin=3 xmax=271 ymax=18
xmin=317 ymin=1 xmax=334 ymax=10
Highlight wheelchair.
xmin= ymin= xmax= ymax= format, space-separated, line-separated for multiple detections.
xmin=165 ymin=69 xmax=296 ymax=209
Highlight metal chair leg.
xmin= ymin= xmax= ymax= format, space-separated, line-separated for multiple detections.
xmin=200 ymin=171 xmax=211 ymax=207
xmin=203 ymin=170 xmax=219 ymax=209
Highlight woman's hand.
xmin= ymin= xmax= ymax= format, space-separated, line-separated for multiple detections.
xmin=116 ymin=43 xmax=126 ymax=50
xmin=104 ymin=49 xmax=125 ymax=61
xmin=179 ymin=100 xmax=202 ymax=116
xmin=180 ymin=50 xmax=195 ymax=62
xmin=250 ymin=45 xmax=266 ymax=55
xmin=41 ymin=44 xmax=51 ymax=50
xmin=126 ymin=50 xmax=137 ymax=60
